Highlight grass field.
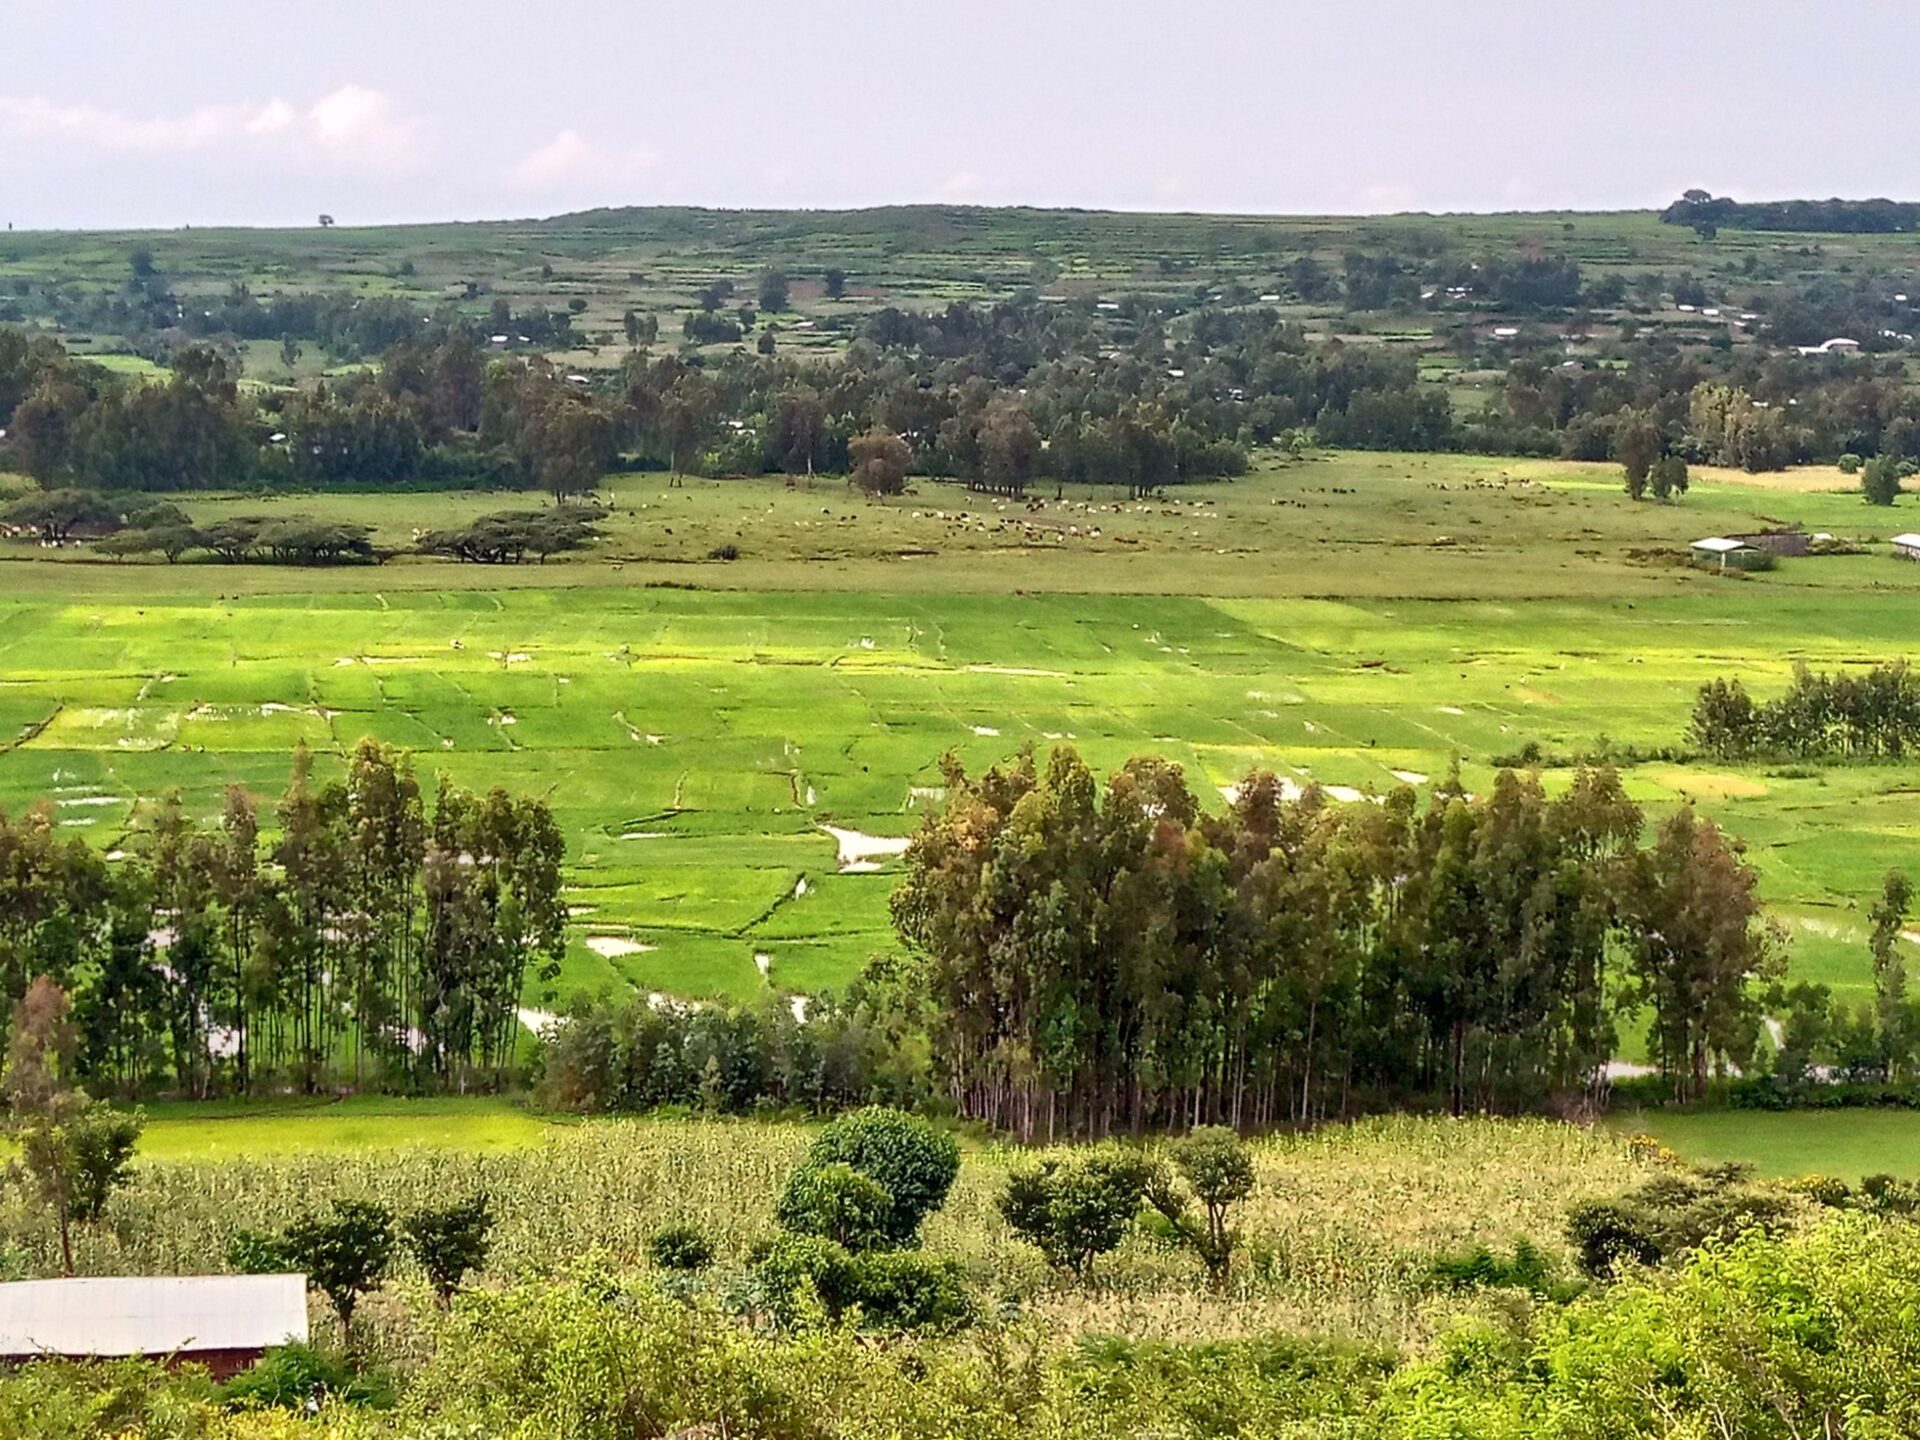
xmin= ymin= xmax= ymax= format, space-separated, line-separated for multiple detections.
xmin=114 ymin=1094 xmax=1920 ymax=1187
xmin=3 ymin=452 xmax=1918 ymax=1010
xmin=127 ymin=1096 xmax=560 ymax=1159
xmin=1617 ymin=1109 xmax=1920 ymax=1180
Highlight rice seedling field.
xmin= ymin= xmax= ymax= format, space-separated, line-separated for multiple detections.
xmin=3 ymin=454 xmax=1918 ymax=1011
xmin=1 ymin=1113 xmax=1645 ymax=1346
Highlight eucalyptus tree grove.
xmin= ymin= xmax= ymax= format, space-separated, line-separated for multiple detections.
xmin=0 ymin=739 xmax=565 ymax=1095
xmin=893 ymin=746 xmax=1777 ymax=1136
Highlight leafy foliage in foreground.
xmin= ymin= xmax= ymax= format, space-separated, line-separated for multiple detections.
xmin=8 ymin=1215 xmax=1920 ymax=1438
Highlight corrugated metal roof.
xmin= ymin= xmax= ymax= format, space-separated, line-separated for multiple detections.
xmin=0 ymin=1275 xmax=308 ymax=1358
xmin=1689 ymin=536 xmax=1754 ymax=553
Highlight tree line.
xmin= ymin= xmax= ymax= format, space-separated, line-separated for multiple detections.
xmin=0 ymin=740 xmax=566 ymax=1097
xmin=1690 ymin=661 xmax=1920 ymax=760
xmin=890 ymin=747 xmax=1784 ymax=1136
xmin=1662 ymin=190 xmax=1920 ymax=235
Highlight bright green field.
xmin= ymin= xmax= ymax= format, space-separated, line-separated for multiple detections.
xmin=125 ymin=1096 xmax=1920 ymax=1185
xmin=1617 ymin=1109 xmax=1920 ymax=1180
xmin=3 ymin=454 xmax=1918 ymax=1012
xmin=123 ymin=1096 xmax=559 ymax=1159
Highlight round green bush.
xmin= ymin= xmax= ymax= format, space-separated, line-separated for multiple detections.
xmin=647 ymin=1222 xmax=716 ymax=1272
xmin=774 ymin=1161 xmax=893 ymax=1251
xmin=751 ymin=1233 xmax=860 ymax=1327
xmin=799 ymin=1107 xmax=959 ymax=1247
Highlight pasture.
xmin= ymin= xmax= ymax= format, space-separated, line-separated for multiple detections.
xmin=127 ymin=1096 xmax=558 ymax=1160
xmin=1618 ymin=1108 xmax=1920 ymax=1180
xmin=2 ymin=453 xmax=1918 ymax=1009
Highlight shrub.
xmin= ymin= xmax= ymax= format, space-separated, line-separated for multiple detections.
xmin=1567 ymin=1167 xmax=1793 ymax=1279
xmin=775 ymin=1161 xmax=894 ymax=1251
xmin=1838 ymin=453 xmax=1863 ymax=473
xmin=1859 ymin=1173 xmax=1920 ymax=1215
xmin=849 ymin=1250 xmax=973 ymax=1332
xmin=226 ymin=1228 xmax=289 ymax=1275
xmin=750 ymin=1234 xmax=972 ymax=1332
xmin=1567 ymin=1200 xmax=1662 ymax=1278
xmin=793 ymin=1108 xmax=959 ymax=1248
xmin=647 ymin=1223 xmax=716 ymax=1272
xmin=1000 ymin=1149 xmax=1154 ymax=1276
xmin=1863 ymin=454 xmax=1904 ymax=506
xmin=223 ymin=1342 xmax=395 ymax=1411
xmin=1146 ymin=1126 xmax=1257 ymax=1292
xmin=751 ymin=1233 xmax=860 ymax=1327
xmin=1418 ymin=1238 xmax=1562 ymax=1296
xmin=1790 ymin=1174 xmax=1853 ymax=1208
xmin=403 ymin=1193 xmax=492 ymax=1303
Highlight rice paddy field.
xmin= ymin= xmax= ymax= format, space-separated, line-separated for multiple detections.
xmin=3 ymin=452 xmax=1919 ymax=1011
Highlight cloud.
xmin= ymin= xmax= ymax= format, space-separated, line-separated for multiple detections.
xmin=305 ymin=84 xmax=420 ymax=161
xmin=936 ymin=170 xmax=986 ymax=200
xmin=510 ymin=129 xmax=661 ymax=193
xmin=0 ymin=85 xmax=426 ymax=167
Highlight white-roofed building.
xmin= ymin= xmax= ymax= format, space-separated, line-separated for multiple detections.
xmin=1689 ymin=536 xmax=1769 ymax=570
xmin=0 ymin=1274 xmax=307 ymax=1379
xmin=1892 ymin=533 xmax=1920 ymax=561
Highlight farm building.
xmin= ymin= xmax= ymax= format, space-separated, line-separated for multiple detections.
xmin=1795 ymin=337 xmax=1862 ymax=357
xmin=0 ymin=1275 xmax=307 ymax=1379
xmin=1726 ymin=529 xmax=1812 ymax=557
xmin=1893 ymin=533 xmax=1920 ymax=561
xmin=1689 ymin=536 xmax=1770 ymax=571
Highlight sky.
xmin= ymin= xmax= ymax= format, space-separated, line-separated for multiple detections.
xmin=4 ymin=0 xmax=1918 ymax=230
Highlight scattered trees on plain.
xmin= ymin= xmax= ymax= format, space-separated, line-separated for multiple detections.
xmin=417 ymin=508 xmax=602 ymax=564
xmin=848 ymin=425 xmax=911 ymax=496
xmin=1862 ymin=453 xmax=1907 ymax=505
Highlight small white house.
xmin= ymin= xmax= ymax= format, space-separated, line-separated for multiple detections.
xmin=1892 ymin=533 xmax=1920 ymax=561
xmin=1690 ymin=536 xmax=1767 ymax=570
xmin=0 ymin=1275 xmax=307 ymax=1379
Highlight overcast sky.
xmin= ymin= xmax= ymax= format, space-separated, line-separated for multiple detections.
xmin=5 ymin=1 xmax=1917 ymax=230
